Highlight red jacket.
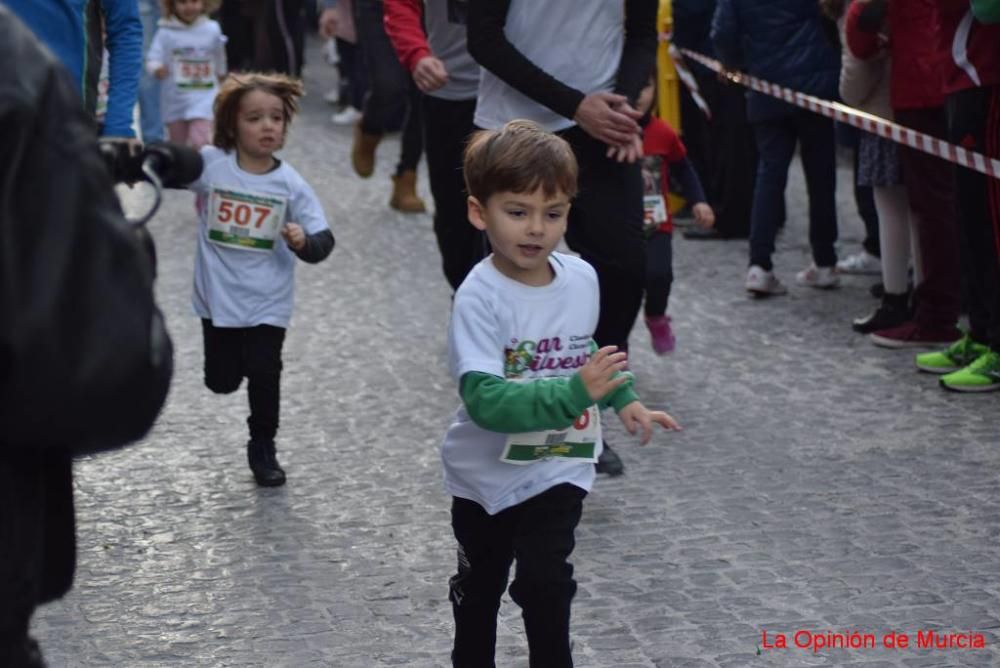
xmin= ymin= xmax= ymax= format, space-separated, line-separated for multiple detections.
xmin=935 ymin=0 xmax=1000 ymax=93
xmin=384 ymin=0 xmax=429 ymax=72
xmin=846 ymin=0 xmax=945 ymax=110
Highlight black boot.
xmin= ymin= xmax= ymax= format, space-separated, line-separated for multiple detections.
xmin=247 ymin=439 xmax=286 ymax=487
xmin=852 ymin=292 xmax=909 ymax=333
xmin=595 ymin=440 xmax=624 ymax=476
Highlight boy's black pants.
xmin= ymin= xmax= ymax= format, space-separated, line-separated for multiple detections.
xmin=201 ymin=320 xmax=285 ymax=442
xmin=450 ymin=483 xmax=586 ymax=668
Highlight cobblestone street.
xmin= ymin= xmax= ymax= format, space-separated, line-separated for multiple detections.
xmin=33 ymin=38 xmax=1000 ymax=667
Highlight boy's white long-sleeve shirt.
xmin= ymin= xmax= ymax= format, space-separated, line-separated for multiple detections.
xmin=146 ymin=15 xmax=226 ymax=123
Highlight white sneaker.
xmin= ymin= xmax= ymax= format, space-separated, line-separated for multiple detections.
xmin=331 ymin=107 xmax=363 ymax=125
xmin=746 ymin=265 xmax=787 ymax=296
xmin=836 ymin=250 xmax=881 ymax=275
xmin=323 ymin=88 xmax=341 ymax=105
xmin=796 ymin=263 xmax=840 ymax=289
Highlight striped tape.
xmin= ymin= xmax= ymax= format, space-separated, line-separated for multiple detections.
xmin=680 ymin=48 xmax=1000 ymax=180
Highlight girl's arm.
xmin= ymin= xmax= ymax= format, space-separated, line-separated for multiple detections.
xmin=214 ymin=24 xmax=228 ymax=79
xmin=669 ymin=155 xmax=707 ymax=205
xmin=288 ymin=175 xmax=335 ymax=263
xmin=145 ymin=28 xmax=165 ymax=76
xmin=291 ymin=230 xmax=335 ymax=263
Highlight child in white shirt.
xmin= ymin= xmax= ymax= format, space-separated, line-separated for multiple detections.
xmin=189 ymin=73 xmax=335 ymax=486
xmin=147 ymin=0 xmax=226 ymax=148
xmin=443 ymin=119 xmax=680 ymax=666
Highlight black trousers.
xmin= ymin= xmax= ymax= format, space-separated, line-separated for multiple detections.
xmin=699 ymin=74 xmax=756 ymax=238
xmin=354 ymin=0 xmax=423 ymax=175
xmin=896 ymin=107 xmax=961 ymax=330
xmin=559 ymin=125 xmax=646 ymax=349
xmin=423 ymin=95 xmax=487 ymax=291
xmin=218 ymin=0 xmax=305 ymax=76
xmin=450 ymin=484 xmax=586 ymax=668
xmin=201 ymin=320 xmax=285 ymax=442
xmin=644 ymin=230 xmax=674 ymax=317
xmin=0 ymin=450 xmax=75 ymax=659
xmin=947 ymin=85 xmax=1000 ymax=350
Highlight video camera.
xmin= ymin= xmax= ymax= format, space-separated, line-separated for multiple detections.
xmin=98 ymin=140 xmax=204 ymax=225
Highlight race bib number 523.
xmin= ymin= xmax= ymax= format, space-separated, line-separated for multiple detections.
xmin=207 ymin=188 xmax=287 ymax=252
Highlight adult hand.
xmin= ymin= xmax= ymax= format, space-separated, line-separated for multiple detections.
xmin=318 ymin=8 xmax=338 ymax=39
xmin=605 ymin=133 xmax=644 ymax=164
xmin=413 ymin=56 xmax=449 ymax=93
xmin=573 ymin=92 xmax=642 ymax=146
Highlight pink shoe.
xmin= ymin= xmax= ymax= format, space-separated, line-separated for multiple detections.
xmin=645 ymin=315 xmax=676 ymax=355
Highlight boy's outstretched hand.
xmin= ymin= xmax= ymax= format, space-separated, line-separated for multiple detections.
xmin=578 ymin=345 xmax=629 ymax=402
xmin=617 ymin=401 xmax=681 ymax=445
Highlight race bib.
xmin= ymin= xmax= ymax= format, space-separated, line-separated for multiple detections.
xmin=173 ymin=54 xmax=214 ymax=90
xmin=644 ymin=194 xmax=668 ymax=225
xmin=207 ymin=187 xmax=287 ymax=252
xmin=501 ymin=405 xmax=602 ymax=465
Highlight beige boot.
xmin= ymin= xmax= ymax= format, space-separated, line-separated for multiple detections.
xmin=389 ymin=170 xmax=427 ymax=213
xmin=351 ymin=122 xmax=381 ymax=178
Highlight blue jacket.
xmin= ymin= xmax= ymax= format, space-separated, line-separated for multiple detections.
xmin=6 ymin=0 xmax=142 ymax=137
xmin=711 ymin=0 xmax=839 ymax=122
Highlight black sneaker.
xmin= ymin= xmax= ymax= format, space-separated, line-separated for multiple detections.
xmin=595 ymin=441 xmax=624 ymax=476
xmin=247 ymin=439 xmax=286 ymax=487
xmin=852 ymin=299 xmax=909 ymax=334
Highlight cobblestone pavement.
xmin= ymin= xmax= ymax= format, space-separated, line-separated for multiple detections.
xmin=33 ymin=38 xmax=1000 ymax=668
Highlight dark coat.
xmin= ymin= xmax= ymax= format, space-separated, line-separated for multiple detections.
xmin=0 ymin=6 xmax=172 ymax=456
xmin=711 ymin=0 xmax=840 ymax=122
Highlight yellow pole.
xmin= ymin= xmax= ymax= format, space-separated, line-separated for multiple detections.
xmin=656 ymin=0 xmax=685 ymax=213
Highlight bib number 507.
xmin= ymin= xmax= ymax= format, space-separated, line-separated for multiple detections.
xmin=217 ymin=200 xmax=273 ymax=228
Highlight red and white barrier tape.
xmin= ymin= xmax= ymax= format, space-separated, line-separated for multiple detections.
xmin=659 ymin=33 xmax=713 ymax=120
xmin=680 ymin=48 xmax=1000 ymax=180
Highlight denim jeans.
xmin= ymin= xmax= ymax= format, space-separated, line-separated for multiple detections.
xmin=137 ymin=0 xmax=163 ymax=142
xmin=749 ymin=111 xmax=838 ymax=270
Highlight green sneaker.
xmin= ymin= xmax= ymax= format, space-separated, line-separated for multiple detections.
xmin=915 ymin=333 xmax=989 ymax=374
xmin=940 ymin=351 xmax=1000 ymax=392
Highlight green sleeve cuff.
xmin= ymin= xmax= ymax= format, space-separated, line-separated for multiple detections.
xmin=460 ymin=371 xmax=595 ymax=433
xmin=600 ymin=371 xmax=639 ymax=413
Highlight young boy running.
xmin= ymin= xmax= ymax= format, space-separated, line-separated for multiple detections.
xmin=442 ymin=119 xmax=680 ymax=667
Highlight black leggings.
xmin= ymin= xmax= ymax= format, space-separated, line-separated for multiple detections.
xmin=201 ymin=320 xmax=285 ymax=442
xmin=644 ymin=230 xmax=674 ymax=317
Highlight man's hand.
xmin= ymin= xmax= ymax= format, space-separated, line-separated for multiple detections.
xmin=318 ymin=8 xmax=338 ymax=38
xmin=154 ymin=65 xmax=168 ymax=80
xmin=577 ymin=345 xmax=628 ymax=402
xmin=282 ymin=223 xmax=306 ymax=251
xmin=606 ymin=133 xmax=644 ymax=163
xmin=413 ymin=56 xmax=449 ymax=93
xmin=692 ymin=202 xmax=715 ymax=229
xmin=617 ymin=401 xmax=681 ymax=445
xmin=573 ymin=92 xmax=643 ymax=146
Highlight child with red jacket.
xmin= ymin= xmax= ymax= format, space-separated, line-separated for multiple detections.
xmin=636 ymin=79 xmax=715 ymax=354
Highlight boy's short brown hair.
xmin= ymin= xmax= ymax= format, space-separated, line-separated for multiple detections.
xmin=463 ymin=120 xmax=578 ymax=204
xmin=212 ymin=73 xmax=305 ymax=152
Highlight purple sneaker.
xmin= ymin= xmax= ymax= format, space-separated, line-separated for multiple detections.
xmin=645 ymin=315 xmax=675 ymax=355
